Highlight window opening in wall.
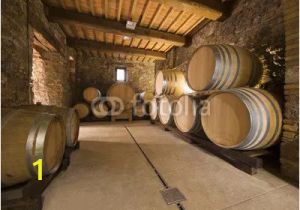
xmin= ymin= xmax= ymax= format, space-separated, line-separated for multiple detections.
xmin=116 ymin=68 xmax=127 ymax=82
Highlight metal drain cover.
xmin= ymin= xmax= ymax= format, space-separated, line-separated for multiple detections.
xmin=160 ymin=187 xmax=186 ymax=205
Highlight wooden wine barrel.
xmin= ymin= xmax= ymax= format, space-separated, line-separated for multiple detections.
xmin=134 ymin=104 xmax=146 ymax=118
xmin=149 ymin=98 xmax=158 ymax=121
xmin=155 ymin=70 xmax=190 ymax=97
xmin=91 ymin=100 xmax=109 ymax=119
xmin=155 ymin=71 xmax=165 ymax=95
xmin=174 ymin=95 xmax=202 ymax=134
xmin=136 ymin=91 xmax=154 ymax=103
xmin=2 ymin=108 xmax=66 ymax=187
xmin=187 ymin=45 xmax=262 ymax=91
xmin=158 ymin=96 xmax=177 ymax=126
xmin=166 ymin=70 xmax=187 ymax=97
xmin=73 ymin=103 xmax=90 ymax=119
xmin=107 ymin=83 xmax=135 ymax=110
xmin=83 ymin=87 xmax=101 ymax=103
xmin=201 ymin=88 xmax=282 ymax=150
xmin=20 ymin=104 xmax=80 ymax=147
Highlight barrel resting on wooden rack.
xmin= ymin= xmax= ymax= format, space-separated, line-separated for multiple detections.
xmin=134 ymin=104 xmax=148 ymax=118
xmin=91 ymin=100 xmax=109 ymax=119
xmin=107 ymin=82 xmax=135 ymax=110
xmin=155 ymin=69 xmax=191 ymax=97
xmin=201 ymin=88 xmax=282 ymax=150
xmin=149 ymin=98 xmax=159 ymax=121
xmin=135 ymin=91 xmax=154 ymax=103
xmin=174 ymin=94 xmax=204 ymax=134
xmin=74 ymin=102 xmax=90 ymax=119
xmin=187 ymin=45 xmax=262 ymax=91
xmin=158 ymin=96 xmax=177 ymax=126
xmin=83 ymin=87 xmax=101 ymax=103
xmin=2 ymin=108 xmax=66 ymax=187
xmin=20 ymin=105 xmax=80 ymax=147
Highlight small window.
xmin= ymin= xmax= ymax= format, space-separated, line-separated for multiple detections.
xmin=116 ymin=68 xmax=127 ymax=82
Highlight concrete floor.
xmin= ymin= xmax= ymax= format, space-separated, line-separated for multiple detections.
xmin=43 ymin=121 xmax=299 ymax=210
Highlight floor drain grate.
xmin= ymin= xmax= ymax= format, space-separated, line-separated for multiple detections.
xmin=160 ymin=187 xmax=186 ymax=205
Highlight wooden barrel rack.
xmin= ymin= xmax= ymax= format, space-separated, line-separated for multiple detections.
xmin=150 ymin=120 xmax=277 ymax=175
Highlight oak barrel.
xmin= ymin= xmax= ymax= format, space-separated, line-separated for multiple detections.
xmin=20 ymin=105 xmax=80 ymax=147
xmin=134 ymin=104 xmax=147 ymax=118
xmin=149 ymin=98 xmax=158 ymax=121
xmin=136 ymin=91 xmax=154 ymax=103
xmin=187 ymin=45 xmax=262 ymax=91
xmin=83 ymin=87 xmax=101 ymax=103
xmin=155 ymin=71 xmax=165 ymax=95
xmin=201 ymin=88 xmax=282 ymax=150
xmin=174 ymin=95 xmax=202 ymax=134
xmin=158 ymin=96 xmax=177 ymax=126
xmin=74 ymin=103 xmax=90 ymax=119
xmin=91 ymin=100 xmax=109 ymax=119
xmin=107 ymin=83 xmax=135 ymax=110
xmin=155 ymin=70 xmax=191 ymax=97
xmin=2 ymin=108 xmax=66 ymax=187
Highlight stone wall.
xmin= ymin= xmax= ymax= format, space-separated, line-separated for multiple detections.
xmin=2 ymin=0 xmax=30 ymax=106
xmin=30 ymin=0 xmax=72 ymax=107
xmin=75 ymin=53 xmax=155 ymax=102
xmin=32 ymin=48 xmax=72 ymax=107
xmin=280 ymin=0 xmax=299 ymax=182
xmin=1 ymin=0 xmax=72 ymax=107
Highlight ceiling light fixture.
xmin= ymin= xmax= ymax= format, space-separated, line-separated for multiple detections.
xmin=126 ymin=20 xmax=137 ymax=30
xmin=123 ymin=35 xmax=131 ymax=40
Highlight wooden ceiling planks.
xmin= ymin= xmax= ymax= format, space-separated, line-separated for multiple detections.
xmin=44 ymin=0 xmax=223 ymax=62
xmin=183 ymin=16 xmax=205 ymax=35
xmin=55 ymin=0 xmax=217 ymax=34
xmin=48 ymin=7 xmax=186 ymax=45
xmin=47 ymin=0 xmax=219 ymax=37
xmin=67 ymin=37 xmax=166 ymax=60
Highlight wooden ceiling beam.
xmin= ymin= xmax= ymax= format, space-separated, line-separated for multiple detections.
xmin=150 ymin=0 xmax=223 ymax=20
xmin=67 ymin=38 xmax=166 ymax=60
xmin=30 ymin=12 xmax=64 ymax=55
xmin=47 ymin=7 xmax=185 ymax=47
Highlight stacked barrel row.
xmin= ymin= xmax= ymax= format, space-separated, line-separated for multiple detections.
xmin=134 ymin=91 xmax=154 ymax=118
xmin=74 ymin=83 xmax=153 ymax=120
xmin=73 ymin=87 xmax=104 ymax=119
xmin=2 ymin=104 xmax=80 ymax=187
xmin=151 ymin=44 xmax=282 ymax=150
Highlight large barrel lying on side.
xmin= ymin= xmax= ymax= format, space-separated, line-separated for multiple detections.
xmin=149 ymin=98 xmax=158 ymax=121
xmin=20 ymin=104 xmax=80 ymax=147
xmin=83 ymin=87 xmax=101 ymax=103
xmin=74 ymin=103 xmax=90 ymax=119
xmin=201 ymin=88 xmax=282 ymax=150
xmin=107 ymin=83 xmax=135 ymax=111
xmin=158 ymin=96 xmax=177 ymax=126
xmin=136 ymin=91 xmax=154 ymax=103
xmin=91 ymin=100 xmax=109 ymax=119
xmin=155 ymin=69 xmax=191 ymax=97
xmin=134 ymin=104 xmax=147 ymax=118
xmin=187 ymin=45 xmax=262 ymax=91
xmin=2 ymin=109 xmax=66 ymax=187
xmin=174 ymin=95 xmax=202 ymax=134
xmin=155 ymin=71 xmax=165 ymax=95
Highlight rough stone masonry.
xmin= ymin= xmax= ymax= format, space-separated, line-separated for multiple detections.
xmin=2 ymin=0 xmax=72 ymax=107
xmin=75 ymin=52 xmax=155 ymax=102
